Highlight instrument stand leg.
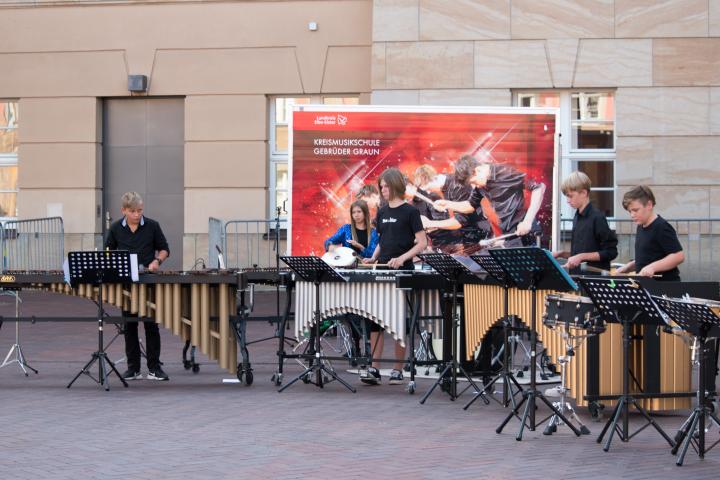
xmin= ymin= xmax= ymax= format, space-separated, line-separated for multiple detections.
xmin=272 ymin=280 xmax=294 ymax=387
xmin=278 ymin=279 xmax=355 ymax=394
xmin=496 ymin=284 xmax=581 ymax=440
xmin=420 ymin=279 xmax=488 ymax=405
xmin=543 ymin=347 xmax=590 ymax=436
xmin=0 ymin=322 xmax=38 ymax=376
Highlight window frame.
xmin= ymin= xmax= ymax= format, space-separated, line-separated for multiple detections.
xmin=514 ymin=90 xmax=617 ymax=222
xmin=268 ymin=95 xmax=360 ymax=220
xmin=0 ymin=100 xmax=19 ymax=221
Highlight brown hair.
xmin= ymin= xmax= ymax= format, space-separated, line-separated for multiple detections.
xmin=622 ymin=185 xmax=656 ymax=210
xmin=357 ymin=184 xmax=378 ymax=199
xmin=377 ymin=167 xmax=406 ymax=200
xmin=454 ymin=155 xmax=485 ymax=184
xmin=561 ymin=171 xmax=592 ymax=196
xmin=349 ymin=200 xmax=372 ymax=247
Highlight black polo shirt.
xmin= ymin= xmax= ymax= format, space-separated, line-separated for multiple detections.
xmin=570 ymin=202 xmax=618 ymax=273
xmin=634 ymin=215 xmax=682 ymax=281
xmin=104 ymin=216 xmax=170 ymax=268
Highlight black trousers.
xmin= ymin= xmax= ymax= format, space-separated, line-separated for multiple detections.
xmin=123 ymin=311 xmax=161 ymax=372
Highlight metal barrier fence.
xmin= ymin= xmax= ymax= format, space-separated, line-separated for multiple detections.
xmin=220 ymin=218 xmax=288 ymax=270
xmin=559 ymin=218 xmax=720 ymax=281
xmin=1 ymin=217 xmax=65 ymax=272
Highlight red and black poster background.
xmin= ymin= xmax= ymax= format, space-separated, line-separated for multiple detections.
xmin=289 ymin=107 xmax=557 ymax=256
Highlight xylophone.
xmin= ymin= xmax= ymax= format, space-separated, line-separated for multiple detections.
xmin=0 ymin=270 xmax=246 ymax=376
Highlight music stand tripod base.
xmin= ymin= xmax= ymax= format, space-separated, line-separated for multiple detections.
xmin=417 ymin=253 xmax=488 ymax=405
xmin=277 ymin=256 xmax=356 ymax=394
xmin=66 ymin=250 xmax=132 ymax=391
xmin=0 ymin=291 xmax=38 ymax=376
xmin=489 ymin=247 xmax=582 ymax=440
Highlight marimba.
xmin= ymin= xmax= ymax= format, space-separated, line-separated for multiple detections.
xmin=463 ymin=279 xmax=705 ymax=411
xmin=0 ymin=270 xmax=246 ymax=375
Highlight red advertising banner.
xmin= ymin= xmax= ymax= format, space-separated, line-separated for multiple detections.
xmin=289 ymin=106 xmax=557 ymax=258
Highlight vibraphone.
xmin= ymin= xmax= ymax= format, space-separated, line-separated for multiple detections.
xmin=0 ymin=270 xmax=246 ymax=376
xmin=293 ymin=269 xmax=442 ymax=347
xmin=463 ymin=279 xmax=714 ymax=411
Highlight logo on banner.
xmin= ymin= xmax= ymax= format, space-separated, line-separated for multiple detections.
xmin=313 ymin=114 xmax=349 ymax=126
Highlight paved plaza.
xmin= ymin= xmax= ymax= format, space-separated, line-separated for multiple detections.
xmin=0 ymin=290 xmax=718 ymax=479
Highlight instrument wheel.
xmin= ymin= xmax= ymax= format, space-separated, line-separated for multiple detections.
xmin=245 ymin=370 xmax=253 ymax=386
xmin=301 ymin=373 xmax=311 ymax=384
xmin=272 ymin=373 xmax=283 ymax=386
xmin=588 ymin=401 xmax=604 ymax=420
xmin=236 ymin=369 xmax=243 ymax=383
xmin=183 ymin=360 xmax=192 ymax=370
xmin=407 ymin=381 xmax=416 ymax=395
xmin=192 ymin=364 xmax=200 ymax=374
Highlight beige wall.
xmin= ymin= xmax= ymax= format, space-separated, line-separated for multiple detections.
xmin=371 ymin=0 xmax=720 ymax=220
xmin=0 ymin=0 xmax=372 ymax=267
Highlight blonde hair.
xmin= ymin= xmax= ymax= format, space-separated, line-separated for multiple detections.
xmin=121 ymin=191 xmax=143 ymax=209
xmin=561 ymin=171 xmax=592 ymax=196
xmin=413 ymin=165 xmax=437 ymax=187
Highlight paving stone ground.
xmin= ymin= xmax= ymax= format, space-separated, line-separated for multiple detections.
xmin=0 ymin=290 xmax=718 ymax=479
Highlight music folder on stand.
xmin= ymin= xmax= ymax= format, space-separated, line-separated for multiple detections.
xmin=578 ymin=276 xmax=676 ymax=452
xmin=492 ymin=247 xmax=582 ymax=440
xmin=463 ymin=253 xmax=523 ymax=410
xmin=652 ymin=295 xmax=720 ymax=466
xmin=277 ymin=255 xmax=356 ymax=393
xmin=66 ymin=250 xmax=135 ymax=391
xmin=416 ymin=253 xmax=488 ymax=405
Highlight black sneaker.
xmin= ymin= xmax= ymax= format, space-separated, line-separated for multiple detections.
xmin=121 ymin=369 xmax=142 ymax=381
xmin=146 ymin=367 xmax=169 ymax=381
xmin=389 ymin=369 xmax=404 ymax=385
xmin=360 ymin=366 xmax=380 ymax=385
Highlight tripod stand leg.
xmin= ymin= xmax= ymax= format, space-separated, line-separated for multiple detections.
xmin=99 ymin=355 xmax=110 ymax=391
xmin=419 ymin=363 xmax=451 ymax=404
xmin=103 ymin=355 xmax=129 ymax=388
xmin=67 ymin=354 xmax=99 ymax=389
xmin=278 ymin=365 xmax=315 ymax=393
xmin=631 ymin=398 xmax=674 ymax=447
xmin=458 ymin=365 xmax=489 ymax=405
xmin=515 ymin=393 xmax=534 ymax=441
xmin=676 ymin=410 xmax=700 ymax=466
xmin=16 ymin=345 xmax=38 ymax=375
xmin=673 ymin=414 xmax=694 ymax=452
xmin=319 ymin=364 xmax=356 ymax=393
xmin=600 ymin=397 xmax=626 ymax=452
xmin=497 ymin=393 xmax=527 ymax=434
xmin=463 ymin=373 xmax=500 ymax=410
xmin=537 ymin=394 xmax=582 ymax=436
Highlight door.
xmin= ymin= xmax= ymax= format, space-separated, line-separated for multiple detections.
xmin=103 ymin=98 xmax=184 ymax=271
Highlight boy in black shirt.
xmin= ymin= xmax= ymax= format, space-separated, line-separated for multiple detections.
xmin=553 ymin=172 xmax=618 ymax=273
xmin=105 ymin=191 xmax=170 ymax=380
xmin=362 ymin=168 xmax=427 ymax=384
xmin=615 ymin=185 xmax=684 ymax=281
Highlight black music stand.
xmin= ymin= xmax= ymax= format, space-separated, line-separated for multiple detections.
xmin=578 ymin=277 xmax=675 ymax=452
xmin=277 ymin=256 xmax=356 ymax=393
xmin=492 ymin=247 xmax=582 ymax=440
xmin=66 ymin=251 xmax=132 ymax=391
xmin=463 ymin=253 xmax=523 ymax=410
xmin=417 ymin=253 xmax=488 ymax=405
xmin=653 ymin=296 xmax=720 ymax=466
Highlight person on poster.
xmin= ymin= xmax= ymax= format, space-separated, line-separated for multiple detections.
xmin=105 ymin=191 xmax=170 ymax=381
xmin=433 ymin=154 xmax=546 ymax=246
xmin=409 ymin=164 xmax=494 ymax=254
xmin=324 ymin=199 xmax=379 ymax=259
xmin=361 ymin=167 xmax=427 ymax=385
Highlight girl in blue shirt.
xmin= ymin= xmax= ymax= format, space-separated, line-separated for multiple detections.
xmin=324 ymin=200 xmax=379 ymax=258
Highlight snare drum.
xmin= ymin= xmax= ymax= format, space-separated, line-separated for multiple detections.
xmin=543 ymin=293 xmax=605 ymax=334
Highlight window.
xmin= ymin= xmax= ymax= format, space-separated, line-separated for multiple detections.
xmin=0 ymin=101 xmax=18 ymax=219
xmin=515 ymin=91 xmax=616 ymax=219
xmin=268 ymin=95 xmax=360 ymax=218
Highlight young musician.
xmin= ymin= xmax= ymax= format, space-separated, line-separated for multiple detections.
xmin=361 ymin=168 xmax=427 ymax=385
xmin=433 ymin=155 xmax=546 ymax=245
xmin=324 ymin=200 xmax=379 ymax=259
xmin=552 ymin=172 xmax=618 ymax=274
xmin=105 ymin=192 xmax=170 ymax=381
xmin=615 ymin=185 xmax=684 ymax=280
